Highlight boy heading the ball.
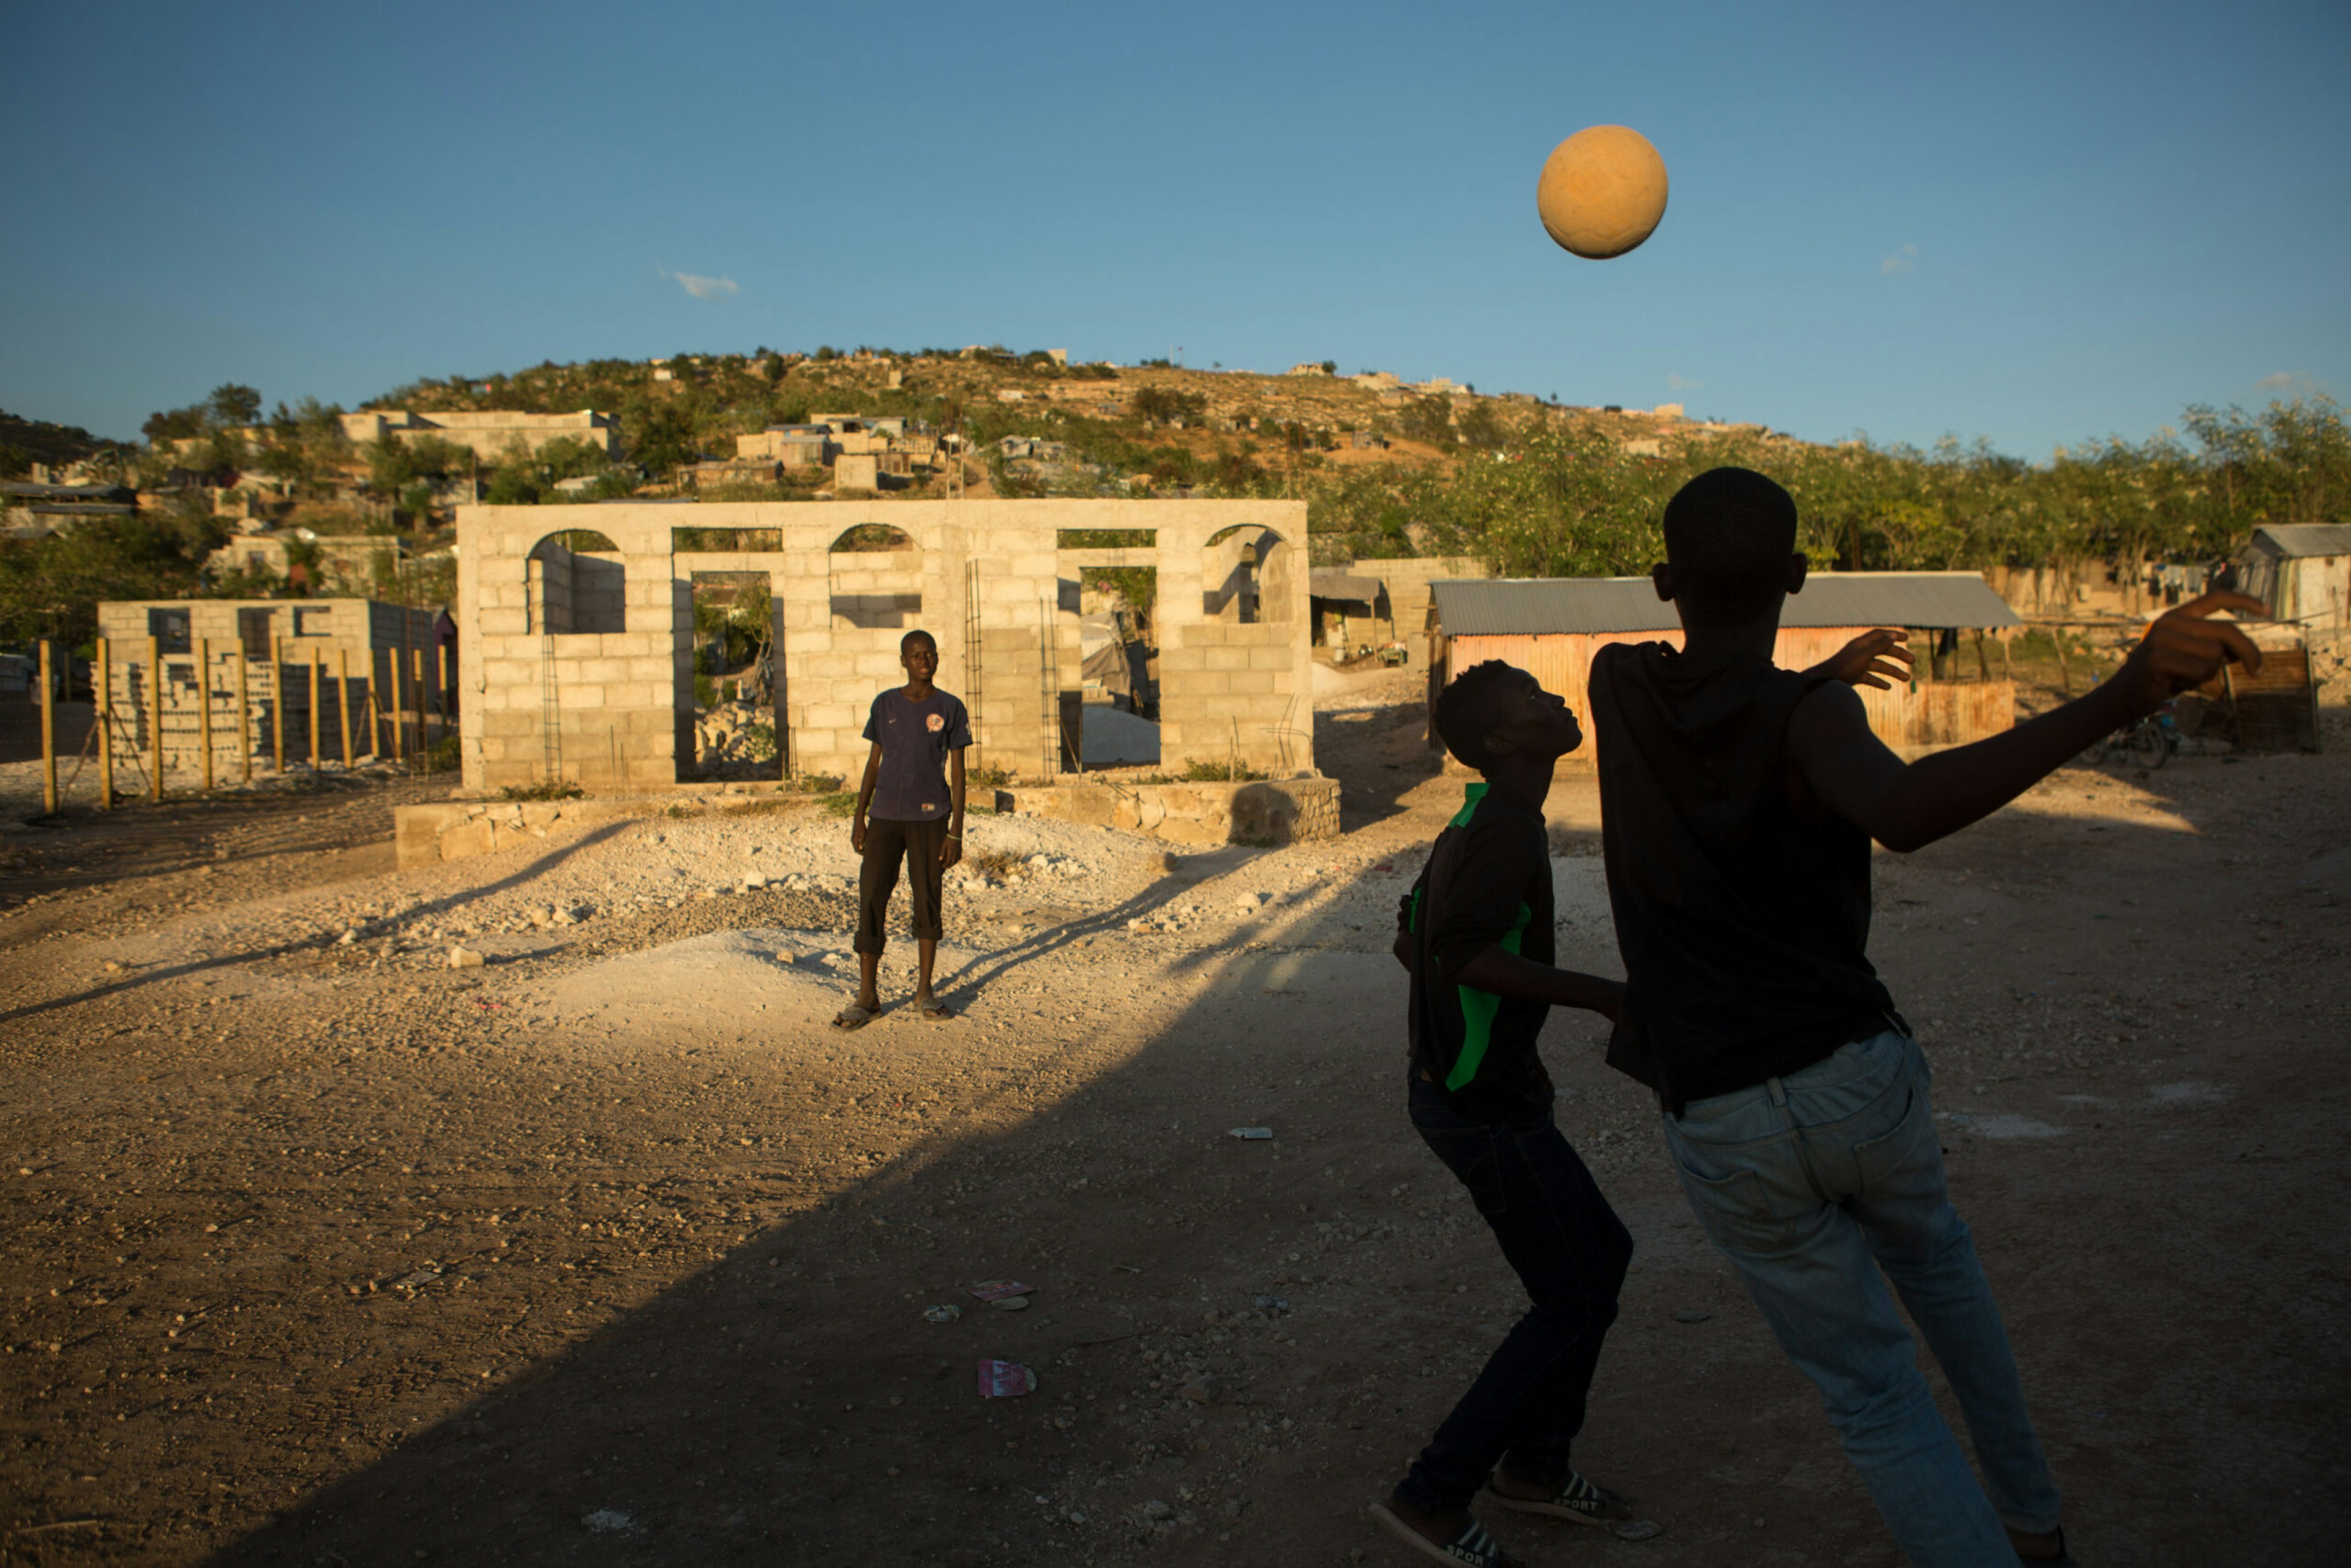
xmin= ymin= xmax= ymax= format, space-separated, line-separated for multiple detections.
xmin=1589 ymin=466 xmax=2262 ymax=1567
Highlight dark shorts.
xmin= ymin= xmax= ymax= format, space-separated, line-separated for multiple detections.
xmin=856 ymin=817 xmax=948 ymax=952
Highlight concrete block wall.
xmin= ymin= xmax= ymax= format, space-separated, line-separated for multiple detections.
xmin=93 ymin=598 xmax=442 ymax=771
xmin=455 ymin=497 xmax=1311 ymax=793
xmin=1348 ymin=555 xmax=1488 ymax=651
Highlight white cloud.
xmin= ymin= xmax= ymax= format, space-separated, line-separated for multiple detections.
xmin=1666 ymin=373 xmax=1703 ymax=391
xmin=659 ymin=266 xmax=740 ymax=301
xmin=1880 ymin=242 xmax=1918 ymax=277
xmin=2255 ymin=372 xmax=2300 ymax=390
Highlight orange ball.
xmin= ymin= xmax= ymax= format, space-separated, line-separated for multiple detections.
xmin=1536 ymin=125 xmax=1670 ymax=260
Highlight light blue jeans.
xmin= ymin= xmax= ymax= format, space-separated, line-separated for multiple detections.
xmin=1660 ymin=1029 xmax=2061 ymax=1567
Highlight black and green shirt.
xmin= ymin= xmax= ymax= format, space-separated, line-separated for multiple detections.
xmin=1398 ymin=782 xmax=1558 ymax=1122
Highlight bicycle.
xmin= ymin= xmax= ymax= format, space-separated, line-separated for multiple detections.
xmin=2080 ymin=703 xmax=2177 ymax=769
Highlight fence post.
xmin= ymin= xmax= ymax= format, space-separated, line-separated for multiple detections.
xmin=363 ymin=650 xmax=380 ymax=760
xmin=308 ymin=645 xmax=322 ymax=771
xmin=389 ymin=648 xmax=405 ymax=763
xmin=272 ymin=637 xmax=286 ymax=775
xmin=236 ymin=643 xmax=251 ymax=784
xmin=38 ymin=640 xmax=56 ymax=815
xmin=148 ymin=635 xmax=164 ymax=802
xmin=96 ymin=637 xmax=113 ymax=809
xmin=410 ymin=647 xmax=426 ymax=763
xmin=338 ymin=649 xmax=354 ymax=770
xmin=198 ymin=637 xmax=216 ymax=792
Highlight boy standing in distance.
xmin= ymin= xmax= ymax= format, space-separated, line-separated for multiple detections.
xmin=1589 ymin=467 xmax=2263 ymax=1568
xmin=836 ymin=629 xmax=971 ymax=1029
xmin=1369 ymin=659 xmax=1637 ymax=1568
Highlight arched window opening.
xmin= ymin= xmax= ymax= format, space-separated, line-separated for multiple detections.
xmin=830 ymin=525 xmax=923 ymax=629
xmin=528 ymin=530 xmax=626 ymax=634
xmin=1201 ymin=525 xmax=1291 ymax=625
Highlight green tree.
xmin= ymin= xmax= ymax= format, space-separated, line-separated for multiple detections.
xmin=206 ymin=383 xmax=262 ymax=429
xmin=0 ymin=511 xmax=230 ymax=646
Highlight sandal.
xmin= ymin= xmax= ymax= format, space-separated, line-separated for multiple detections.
xmin=917 ymin=1001 xmax=954 ymax=1022
xmin=1367 ymin=1502 xmax=1524 ymax=1567
xmin=830 ymin=1003 xmax=879 ymax=1031
xmin=1483 ymin=1468 xmax=1633 ymax=1525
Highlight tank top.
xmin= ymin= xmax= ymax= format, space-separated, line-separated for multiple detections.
xmin=1589 ymin=642 xmax=1900 ymax=1112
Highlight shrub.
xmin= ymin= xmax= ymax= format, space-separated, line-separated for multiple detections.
xmin=500 ymin=779 xmax=583 ymax=801
xmin=1179 ymin=758 xmax=1267 ymax=782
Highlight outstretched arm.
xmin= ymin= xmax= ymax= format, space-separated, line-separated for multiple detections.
xmin=1805 ymin=627 xmax=1915 ymax=689
xmin=1790 ymin=592 xmax=2267 ymax=852
xmin=1450 ymin=948 xmax=1625 ymax=1020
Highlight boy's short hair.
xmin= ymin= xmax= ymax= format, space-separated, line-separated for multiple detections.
xmin=900 ymin=628 xmax=937 ymax=653
xmin=1663 ymin=467 xmax=1799 ymax=619
xmin=1434 ymin=660 xmax=1528 ymax=772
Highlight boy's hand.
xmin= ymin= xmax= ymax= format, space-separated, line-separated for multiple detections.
xmin=1392 ymin=928 xmax=1412 ymax=970
xmin=940 ymin=835 xmax=962 ymax=870
xmin=2109 ymin=591 xmax=2268 ymax=717
xmin=850 ymin=817 xmax=866 ymax=854
xmin=1809 ymin=628 xmax=1914 ymax=690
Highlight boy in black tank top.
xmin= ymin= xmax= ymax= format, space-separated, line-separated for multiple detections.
xmin=1592 ymin=467 xmax=2264 ymax=1568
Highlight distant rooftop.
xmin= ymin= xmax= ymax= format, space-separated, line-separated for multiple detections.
xmin=1430 ymin=572 xmax=2022 ymax=636
xmin=2251 ymin=523 xmax=2351 ymax=558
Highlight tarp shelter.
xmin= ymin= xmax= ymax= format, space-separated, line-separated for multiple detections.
xmin=1309 ymin=568 xmax=1390 ymax=650
xmin=2240 ymin=525 xmax=2351 ymax=632
xmin=1425 ymin=572 xmax=2022 ymax=766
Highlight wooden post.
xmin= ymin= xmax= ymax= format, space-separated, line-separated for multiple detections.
xmin=37 ymin=641 xmax=57 ymax=815
xmin=337 ymin=649 xmax=354 ymax=770
xmin=198 ymin=637 xmax=216 ymax=792
xmin=1999 ymin=629 xmax=2012 ymax=683
xmin=1973 ymin=628 xmax=1990 ymax=683
xmin=410 ymin=647 xmax=426 ymax=762
xmin=96 ymin=637 xmax=113 ymax=809
xmin=307 ymin=645 xmax=322 ymax=770
xmin=363 ymin=650 xmax=380 ymax=761
xmin=272 ymin=637 xmax=287 ymax=775
xmin=2052 ymin=625 xmax=2072 ymax=692
xmin=149 ymin=636 xmax=164 ymax=801
xmin=389 ymin=648 xmax=405 ymax=763
xmin=236 ymin=643 xmax=251 ymax=784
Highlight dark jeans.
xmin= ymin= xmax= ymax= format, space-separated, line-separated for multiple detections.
xmin=1396 ymin=1077 xmax=1633 ymax=1517
xmin=855 ymin=817 xmax=948 ymax=953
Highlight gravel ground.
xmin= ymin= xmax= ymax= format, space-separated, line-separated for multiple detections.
xmin=0 ymin=685 xmax=2345 ymax=1568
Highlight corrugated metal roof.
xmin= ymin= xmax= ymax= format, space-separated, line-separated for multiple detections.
xmin=1430 ymin=571 xmax=2022 ymax=636
xmin=1310 ymin=569 xmax=1385 ymax=602
xmin=2251 ymin=523 xmax=2351 ymax=559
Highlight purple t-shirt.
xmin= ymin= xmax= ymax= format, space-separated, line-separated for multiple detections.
xmin=863 ymin=688 xmax=972 ymax=823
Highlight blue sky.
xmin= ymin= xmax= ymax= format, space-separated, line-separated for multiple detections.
xmin=3 ymin=1 xmax=2344 ymax=456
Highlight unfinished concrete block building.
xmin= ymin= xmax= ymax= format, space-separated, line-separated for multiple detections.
xmin=454 ymin=499 xmax=1314 ymax=793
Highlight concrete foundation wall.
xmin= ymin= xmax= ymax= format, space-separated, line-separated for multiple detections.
xmin=455 ymin=499 xmax=1315 ymax=794
xmin=996 ymin=775 xmax=1340 ymax=846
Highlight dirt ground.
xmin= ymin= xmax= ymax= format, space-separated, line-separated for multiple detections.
xmin=2 ymin=670 xmax=2347 ymax=1568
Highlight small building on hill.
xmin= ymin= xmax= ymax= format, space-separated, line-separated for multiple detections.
xmin=340 ymin=408 xmax=617 ymax=460
xmin=2240 ymin=524 xmax=2350 ymax=632
xmin=1 ymin=481 xmax=136 ymax=539
xmin=1425 ymin=572 xmax=2022 ymax=766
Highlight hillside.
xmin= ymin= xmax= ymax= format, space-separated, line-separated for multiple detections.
xmin=0 ymin=408 xmax=122 ymax=480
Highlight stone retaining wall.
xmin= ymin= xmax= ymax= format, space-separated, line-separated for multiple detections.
xmin=396 ymin=770 xmax=1341 ymax=869
xmin=996 ymin=775 xmax=1338 ymax=846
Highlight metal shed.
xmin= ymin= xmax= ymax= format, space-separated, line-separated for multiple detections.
xmin=2240 ymin=525 xmax=2350 ymax=632
xmin=1426 ymin=572 xmax=2020 ymax=764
